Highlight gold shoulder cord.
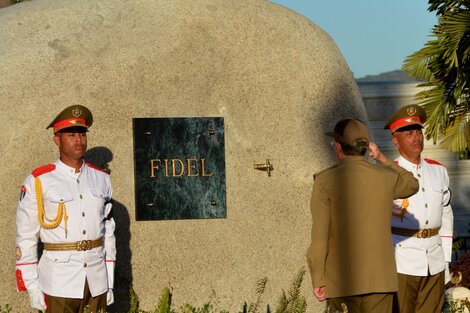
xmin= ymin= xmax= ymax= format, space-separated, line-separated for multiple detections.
xmin=35 ymin=177 xmax=68 ymax=237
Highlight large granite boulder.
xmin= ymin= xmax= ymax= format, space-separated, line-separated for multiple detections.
xmin=0 ymin=0 xmax=367 ymax=312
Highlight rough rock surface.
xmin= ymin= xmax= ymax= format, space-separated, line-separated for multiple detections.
xmin=0 ymin=0 xmax=367 ymax=312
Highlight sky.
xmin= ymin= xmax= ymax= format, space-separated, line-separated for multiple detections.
xmin=270 ymin=0 xmax=438 ymax=78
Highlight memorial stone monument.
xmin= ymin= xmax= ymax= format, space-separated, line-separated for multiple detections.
xmin=0 ymin=0 xmax=368 ymax=312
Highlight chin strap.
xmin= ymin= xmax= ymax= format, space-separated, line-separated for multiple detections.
xmin=35 ymin=177 xmax=68 ymax=237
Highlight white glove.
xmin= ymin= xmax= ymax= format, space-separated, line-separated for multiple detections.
xmin=28 ymin=287 xmax=46 ymax=311
xmin=107 ymin=288 xmax=114 ymax=305
xmin=445 ymin=262 xmax=451 ymax=284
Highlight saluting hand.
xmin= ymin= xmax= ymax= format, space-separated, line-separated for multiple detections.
xmin=368 ymin=142 xmax=389 ymax=164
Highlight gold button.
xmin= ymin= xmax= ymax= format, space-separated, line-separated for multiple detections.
xmin=425 ymin=204 xmax=428 ymax=208
xmin=82 ymin=212 xmax=85 ymax=217
xmin=82 ymin=230 xmax=86 ymax=235
xmin=80 ymin=195 xmax=83 ymax=199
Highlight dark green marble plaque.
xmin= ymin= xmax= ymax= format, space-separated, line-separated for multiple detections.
xmin=133 ymin=117 xmax=226 ymax=220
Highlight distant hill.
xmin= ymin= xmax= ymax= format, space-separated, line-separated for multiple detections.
xmin=356 ymin=70 xmax=420 ymax=83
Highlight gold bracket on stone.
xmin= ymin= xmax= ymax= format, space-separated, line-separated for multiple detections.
xmin=254 ymin=159 xmax=273 ymax=177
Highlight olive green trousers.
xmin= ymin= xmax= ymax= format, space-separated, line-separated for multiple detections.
xmin=327 ymin=292 xmax=393 ymax=313
xmin=45 ymin=280 xmax=107 ymax=313
xmin=392 ymin=271 xmax=445 ymax=313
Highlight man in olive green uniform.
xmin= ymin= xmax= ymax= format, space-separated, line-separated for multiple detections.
xmin=307 ymin=118 xmax=419 ymax=313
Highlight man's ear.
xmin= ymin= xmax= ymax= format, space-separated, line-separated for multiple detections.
xmin=53 ymin=134 xmax=60 ymax=148
xmin=391 ymin=134 xmax=399 ymax=148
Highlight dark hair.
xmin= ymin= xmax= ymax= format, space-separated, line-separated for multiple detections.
xmin=56 ymin=126 xmax=88 ymax=134
xmin=393 ymin=124 xmax=424 ymax=133
xmin=340 ymin=139 xmax=369 ymax=156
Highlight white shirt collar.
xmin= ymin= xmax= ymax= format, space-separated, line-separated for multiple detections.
xmin=55 ymin=159 xmax=84 ymax=178
xmin=397 ymin=155 xmax=422 ymax=170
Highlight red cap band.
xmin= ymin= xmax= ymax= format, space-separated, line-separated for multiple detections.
xmin=53 ymin=118 xmax=86 ymax=132
xmin=390 ymin=116 xmax=422 ymax=133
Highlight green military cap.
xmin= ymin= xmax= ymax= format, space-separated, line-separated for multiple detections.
xmin=384 ymin=104 xmax=426 ymax=133
xmin=47 ymin=105 xmax=93 ymax=133
xmin=333 ymin=118 xmax=369 ymax=147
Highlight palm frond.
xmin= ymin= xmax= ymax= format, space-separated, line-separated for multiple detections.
xmin=439 ymin=111 xmax=470 ymax=151
xmin=256 ymin=277 xmax=269 ymax=295
xmin=274 ymin=291 xmax=288 ymax=313
xmin=290 ymin=298 xmax=307 ymax=313
xmin=403 ymin=1 xmax=470 ymax=153
xmin=248 ymin=277 xmax=268 ymax=313
xmin=155 ymin=287 xmax=172 ymax=313
xmin=287 ymin=269 xmax=305 ymax=301
xmin=428 ymin=0 xmax=470 ymax=15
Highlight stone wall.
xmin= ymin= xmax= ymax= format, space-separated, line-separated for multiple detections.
xmin=0 ymin=1 xmax=367 ymax=312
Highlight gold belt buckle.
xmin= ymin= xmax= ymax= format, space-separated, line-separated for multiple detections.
xmin=77 ymin=240 xmax=92 ymax=251
xmin=419 ymin=229 xmax=430 ymax=238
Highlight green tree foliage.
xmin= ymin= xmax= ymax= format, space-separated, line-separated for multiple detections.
xmin=402 ymin=0 xmax=470 ymax=154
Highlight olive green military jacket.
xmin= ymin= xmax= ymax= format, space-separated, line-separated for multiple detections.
xmin=307 ymin=156 xmax=419 ymax=298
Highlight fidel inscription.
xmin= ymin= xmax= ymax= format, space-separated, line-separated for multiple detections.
xmin=133 ymin=117 xmax=226 ymax=220
xmin=149 ymin=158 xmax=213 ymax=177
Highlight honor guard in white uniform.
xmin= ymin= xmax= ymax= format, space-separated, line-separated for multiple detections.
xmin=15 ymin=105 xmax=116 ymax=312
xmin=385 ymin=104 xmax=453 ymax=313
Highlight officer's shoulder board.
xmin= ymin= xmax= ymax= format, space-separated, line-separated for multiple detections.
xmin=86 ymin=162 xmax=109 ymax=174
xmin=32 ymin=164 xmax=56 ymax=177
xmin=424 ymin=158 xmax=445 ymax=167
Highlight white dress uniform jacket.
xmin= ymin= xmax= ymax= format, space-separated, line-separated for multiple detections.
xmin=391 ymin=156 xmax=453 ymax=276
xmin=15 ymin=159 xmax=116 ymax=298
